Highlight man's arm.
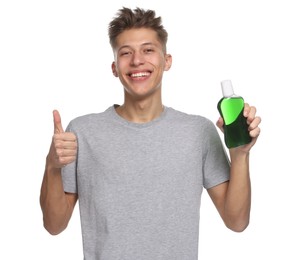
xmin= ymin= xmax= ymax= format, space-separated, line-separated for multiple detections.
xmin=40 ymin=110 xmax=78 ymax=235
xmin=208 ymin=104 xmax=261 ymax=232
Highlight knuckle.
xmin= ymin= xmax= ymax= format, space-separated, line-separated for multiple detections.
xmin=56 ymin=148 xmax=63 ymax=156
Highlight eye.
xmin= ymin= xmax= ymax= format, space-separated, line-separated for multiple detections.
xmin=119 ymin=50 xmax=132 ymax=57
xmin=121 ymin=51 xmax=130 ymax=56
xmin=144 ymin=48 xmax=154 ymax=53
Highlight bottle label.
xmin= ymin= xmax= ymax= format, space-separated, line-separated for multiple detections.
xmin=219 ymin=98 xmax=244 ymax=125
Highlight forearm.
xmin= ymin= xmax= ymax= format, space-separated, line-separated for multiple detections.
xmin=224 ymin=150 xmax=251 ymax=232
xmin=40 ymin=158 xmax=72 ymax=235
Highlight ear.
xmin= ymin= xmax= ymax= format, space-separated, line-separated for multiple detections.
xmin=164 ymin=54 xmax=172 ymax=71
xmin=111 ymin=62 xmax=118 ymax=77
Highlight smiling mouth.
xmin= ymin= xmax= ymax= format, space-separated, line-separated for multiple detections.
xmin=129 ymin=72 xmax=151 ymax=78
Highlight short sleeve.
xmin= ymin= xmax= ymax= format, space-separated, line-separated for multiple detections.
xmin=202 ymin=120 xmax=230 ymax=189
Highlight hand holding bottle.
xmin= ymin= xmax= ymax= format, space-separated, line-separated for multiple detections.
xmin=217 ymin=102 xmax=261 ymax=150
xmin=217 ymin=80 xmax=261 ymax=149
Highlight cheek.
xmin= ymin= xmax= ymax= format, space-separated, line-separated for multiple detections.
xmin=115 ymin=60 xmax=128 ymax=74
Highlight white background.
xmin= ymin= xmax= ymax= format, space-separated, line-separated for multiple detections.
xmin=1 ymin=0 xmax=292 ymax=259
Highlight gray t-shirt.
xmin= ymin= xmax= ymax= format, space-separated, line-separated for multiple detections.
xmin=62 ymin=105 xmax=230 ymax=260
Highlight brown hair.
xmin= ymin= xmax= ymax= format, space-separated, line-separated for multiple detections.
xmin=108 ymin=7 xmax=168 ymax=52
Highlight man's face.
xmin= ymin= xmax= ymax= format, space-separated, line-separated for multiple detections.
xmin=112 ymin=28 xmax=172 ymax=100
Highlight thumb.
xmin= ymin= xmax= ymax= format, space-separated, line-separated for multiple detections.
xmin=216 ymin=117 xmax=224 ymax=133
xmin=53 ymin=109 xmax=64 ymax=134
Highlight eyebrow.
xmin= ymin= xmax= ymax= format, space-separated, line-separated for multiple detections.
xmin=117 ymin=42 xmax=158 ymax=52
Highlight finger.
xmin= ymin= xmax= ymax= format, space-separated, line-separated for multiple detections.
xmin=216 ymin=117 xmax=224 ymax=133
xmin=59 ymin=156 xmax=77 ymax=167
xmin=246 ymin=106 xmax=257 ymax=124
xmin=243 ymin=103 xmax=250 ymax=117
xmin=249 ymin=126 xmax=261 ymax=138
xmin=56 ymin=146 xmax=77 ymax=158
xmin=54 ymin=153 xmax=77 ymax=168
xmin=54 ymin=132 xmax=77 ymax=142
xmin=54 ymin=138 xmax=77 ymax=155
xmin=248 ymin=116 xmax=262 ymax=131
xmin=53 ymin=110 xmax=64 ymax=134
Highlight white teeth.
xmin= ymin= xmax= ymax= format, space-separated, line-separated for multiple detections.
xmin=130 ymin=72 xmax=150 ymax=78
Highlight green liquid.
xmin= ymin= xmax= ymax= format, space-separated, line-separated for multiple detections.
xmin=217 ymin=97 xmax=252 ymax=148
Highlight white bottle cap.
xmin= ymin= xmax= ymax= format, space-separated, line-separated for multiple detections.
xmin=221 ymin=80 xmax=235 ymax=97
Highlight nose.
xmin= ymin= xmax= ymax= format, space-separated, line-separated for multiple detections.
xmin=131 ymin=51 xmax=145 ymax=66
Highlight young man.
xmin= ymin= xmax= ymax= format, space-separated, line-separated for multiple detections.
xmin=40 ymin=7 xmax=261 ymax=260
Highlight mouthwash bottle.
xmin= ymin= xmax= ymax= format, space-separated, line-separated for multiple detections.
xmin=217 ymin=80 xmax=252 ymax=148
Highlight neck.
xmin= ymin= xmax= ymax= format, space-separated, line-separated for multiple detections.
xmin=115 ymin=95 xmax=164 ymax=123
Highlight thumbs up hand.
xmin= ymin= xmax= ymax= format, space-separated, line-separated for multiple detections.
xmin=47 ymin=110 xmax=77 ymax=169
